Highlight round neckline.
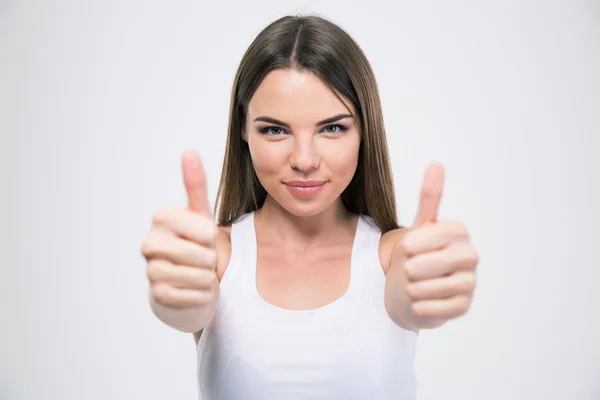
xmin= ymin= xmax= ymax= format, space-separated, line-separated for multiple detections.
xmin=243 ymin=211 xmax=364 ymax=321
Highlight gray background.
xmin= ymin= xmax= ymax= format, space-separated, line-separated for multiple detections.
xmin=1 ymin=0 xmax=599 ymax=399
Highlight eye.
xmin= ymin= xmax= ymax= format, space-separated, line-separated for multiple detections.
xmin=321 ymin=124 xmax=347 ymax=134
xmin=258 ymin=126 xmax=287 ymax=135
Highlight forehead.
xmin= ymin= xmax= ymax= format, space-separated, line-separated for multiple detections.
xmin=247 ymin=69 xmax=354 ymax=122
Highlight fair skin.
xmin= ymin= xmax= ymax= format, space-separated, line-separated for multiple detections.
xmin=141 ymin=68 xmax=478 ymax=344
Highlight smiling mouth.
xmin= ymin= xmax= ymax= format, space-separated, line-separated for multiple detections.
xmin=284 ymin=180 xmax=327 ymax=187
xmin=283 ymin=181 xmax=327 ymax=197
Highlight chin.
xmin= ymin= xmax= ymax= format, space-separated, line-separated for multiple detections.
xmin=277 ymin=193 xmax=340 ymax=218
xmin=282 ymin=203 xmax=328 ymax=218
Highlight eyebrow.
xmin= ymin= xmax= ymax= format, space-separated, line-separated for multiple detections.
xmin=253 ymin=113 xmax=353 ymax=128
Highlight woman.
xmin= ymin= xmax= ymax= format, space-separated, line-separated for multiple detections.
xmin=141 ymin=14 xmax=478 ymax=400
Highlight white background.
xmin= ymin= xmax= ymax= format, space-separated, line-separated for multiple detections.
xmin=1 ymin=1 xmax=599 ymax=399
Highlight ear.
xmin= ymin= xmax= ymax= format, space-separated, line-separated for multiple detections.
xmin=242 ymin=128 xmax=248 ymax=142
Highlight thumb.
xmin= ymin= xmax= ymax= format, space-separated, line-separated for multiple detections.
xmin=412 ymin=163 xmax=445 ymax=227
xmin=181 ymin=149 xmax=212 ymax=216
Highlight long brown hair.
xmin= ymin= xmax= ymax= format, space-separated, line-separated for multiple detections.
xmin=215 ymin=14 xmax=400 ymax=232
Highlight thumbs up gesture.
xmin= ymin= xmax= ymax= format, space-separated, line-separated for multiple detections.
xmin=141 ymin=150 xmax=219 ymax=311
xmin=387 ymin=164 xmax=479 ymax=329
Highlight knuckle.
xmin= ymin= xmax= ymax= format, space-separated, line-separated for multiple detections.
xmin=468 ymin=274 xmax=477 ymax=292
xmin=202 ymin=249 xmax=218 ymax=269
xmin=402 ymin=262 xmax=413 ymax=280
xmin=403 ymin=259 xmax=418 ymax=281
xmin=396 ymin=235 xmax=410 ymax=255
xmin=199 ymin=219 xmax=219 ymax=245
xmin=142 ymin=232 xmax=169 ymax=259
xmin=459 ymin=246 xmax=477 ymax=267
xmin=471 ymin=248 xmax=480 ymax=266
xmin=186 ymin=213 xmax=217 ymax=245
xmin=146 ymin=262 xmax=157 ymax=283
xmin=140 ymin=235 xmax=156 ymax=258
xmin=411 ymin=303 xmax=426 ymax=317
xmin=146 ymin=260 xmax=166 ymax=283
xmin=459 ymin=274 xmax=476 ymax=293
xmin=406 ymin=283 xmax=418 ymax=299
xmin=202 ymin=217 xmax=218 ymax=237
xmin=198 ymin=290 xmax=214 ymax=305
xmin=456 ymin=296 xmax=471 ymax=315
xmin=191 ymin=269 xmax=210 ymax=288
xmin=152 ymin=207 xmax=177 ymax=226
xmin=140 ymin=239 xmax=149 ymax=257
xmin=152 ymin=284 xmax=175 ymax=306
xmin=453 ymin=221 xmax=469 ymax=238
xmin=463 ymin=246 xmax=479 ymax=268
xmin=208 ymin=250 xmax=218 ymax=267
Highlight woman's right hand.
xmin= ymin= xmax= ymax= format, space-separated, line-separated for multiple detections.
xmin=141 ymin=150 xmax=219 ymax=311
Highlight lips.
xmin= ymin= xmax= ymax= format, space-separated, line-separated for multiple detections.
xmin=284 ymin=180 xmax=327 ymax=187
xmin=283 ymin=180 xmax=327 ymax=197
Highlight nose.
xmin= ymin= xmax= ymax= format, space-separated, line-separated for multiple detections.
xmin=289 ymin=135 xmax=320 ymax=172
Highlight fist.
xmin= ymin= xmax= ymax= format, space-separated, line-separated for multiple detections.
xmin=141 ymin=150 xmax=219 ymax=309
xmin=399 ymin=164 xmax=479 ymax=322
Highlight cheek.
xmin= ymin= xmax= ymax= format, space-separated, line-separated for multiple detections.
xmin=248 ymin=137 xmax=287 ymax=180
xmin=322 ymin=136 xmax=360 ymax=178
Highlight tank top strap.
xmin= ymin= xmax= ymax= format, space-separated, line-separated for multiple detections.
xmin=217 ymin=212 xmax=256 ymax=300
xmin=354 ymin=215 xmax=386 ymax=287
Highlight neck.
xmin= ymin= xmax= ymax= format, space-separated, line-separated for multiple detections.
xmin=255 ymin=195 xmax=356 ymax=246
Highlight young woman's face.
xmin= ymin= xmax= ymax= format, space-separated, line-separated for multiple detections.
xmin=244 ymin=69 xmax=361 ymax=217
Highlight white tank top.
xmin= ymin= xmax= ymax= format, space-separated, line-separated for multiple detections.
xmin=196 ymin=212 xmax=417 ymax=400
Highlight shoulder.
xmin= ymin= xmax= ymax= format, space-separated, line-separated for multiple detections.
xmin=215 ymin=225 xmax=232 ymax=282
xmin=377 ymin=227 xmax=408 ymax=275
